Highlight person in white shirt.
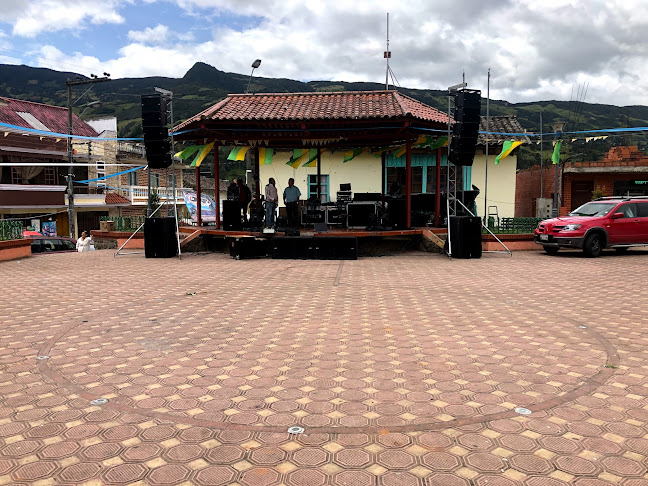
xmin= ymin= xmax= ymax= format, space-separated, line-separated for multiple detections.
xmin=264 ymin=178 xmax=279 ymax=227
xmin=76 ymin=231 xmax=92 ymax=252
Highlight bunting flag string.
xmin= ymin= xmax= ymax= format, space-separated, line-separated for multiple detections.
xmin=302 ymin=149 xmax=318 ymax=167
xmin=227 ymin=146 xmax=249 ymax=161
xmin=175 ymin=145 xmax=202 ymax=160
xmin=190 ymin=142 xmax=214 ymax=167
xmin=259 ymin=147 xmax=274 ymax=165
xmin=344 ymin=148 xmax=368 ymax=163
xmin=494 ymin=140 xmax=524 ymax=165
xmin=286 ymin=149 xmax=309 ymax=168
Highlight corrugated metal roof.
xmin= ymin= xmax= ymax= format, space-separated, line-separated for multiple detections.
xmin=0 ymin=96 xmax=98 ymax=137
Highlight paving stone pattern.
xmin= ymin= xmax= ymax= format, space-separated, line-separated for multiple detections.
xmin=1 ymin=249 xmax=648 ymax=485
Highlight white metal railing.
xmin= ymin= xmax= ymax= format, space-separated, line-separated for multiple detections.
xmin=117 ymin=142 xmax=146 ymax=157
xmin=127 ymin=185 xmax=188 ymax=205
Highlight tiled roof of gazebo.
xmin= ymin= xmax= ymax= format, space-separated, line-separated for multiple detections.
xmin=175 ymin=90 xmax=449 ymax=131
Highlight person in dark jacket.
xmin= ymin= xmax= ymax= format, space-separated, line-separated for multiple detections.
xmin=237 ymin=179 xmax=252 ymax=223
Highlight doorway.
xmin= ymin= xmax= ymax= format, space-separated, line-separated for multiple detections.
xmin=571 ymin=180 xmax=594 ymax=210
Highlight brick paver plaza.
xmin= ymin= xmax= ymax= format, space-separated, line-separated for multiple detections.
xmin=2 ymin=248 xmax=648 ymax=485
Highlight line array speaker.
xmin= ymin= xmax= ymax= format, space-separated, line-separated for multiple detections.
xmin=450 ymin=89 xmax=481 ymax=166
xmin=141 ymin=94 xmax=172 ymax=169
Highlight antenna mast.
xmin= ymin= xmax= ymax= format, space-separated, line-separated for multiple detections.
xmin=385 ymin=13 xmax=391 ymax=90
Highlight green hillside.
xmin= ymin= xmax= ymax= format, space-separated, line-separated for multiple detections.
xmin=1 ymin=62 xmax=646 ymax=170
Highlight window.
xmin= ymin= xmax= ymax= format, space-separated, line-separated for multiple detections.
xmin=11 ymin=167 xmax=23 ymax=184
xmin=308 ymin=174 xmax=329 ymax=203
xmin=95 ymin=161 xmax=106 ymax=192
xmin=167 ymin=173 xmax=177 ymax=188
xmin=127 ymin=171 xmax=138 ymax=186
xmin=638 ymin=203 xmax=648 ymax=218
xmin=151 ymin=173 xmax=160 ymax=187
xmin=45 ymin=167 xmax=55 ymax=185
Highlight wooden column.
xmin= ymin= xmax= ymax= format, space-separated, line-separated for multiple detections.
xmin=254 ymin=147 xmax=260 ymax=200
xmin=316 ymin=148 xmax=322 ymax=201
xmin=214 ymin=143 xmax=220 ymax=229
xmin=434 ymin=147 xmax=442 ymax=227
xmin=381 ymin=152 xmax=386 ymax=208
xmin=195 ymin=165 xmax=202 ymax=226
xmin=405 ymin=137 xmax=412 ymax=228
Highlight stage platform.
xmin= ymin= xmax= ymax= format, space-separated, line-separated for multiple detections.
xmin=179 ymin=225 xmax=446 ymax=239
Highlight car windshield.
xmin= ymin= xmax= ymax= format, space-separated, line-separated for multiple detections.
xmin=568 ymin=202 xmax=616 ymax=217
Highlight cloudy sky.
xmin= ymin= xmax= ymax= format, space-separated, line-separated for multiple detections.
xmin=1 ymin=0 xmax=647 ymax=106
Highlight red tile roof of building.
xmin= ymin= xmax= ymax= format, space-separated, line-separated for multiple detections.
xmin=175 ymin=90 xmax=449 ymax=130
xmin=0 ymin=96 xmax=98 ymax=137
xmin=105 ymin=193 xmax=132 ymax=205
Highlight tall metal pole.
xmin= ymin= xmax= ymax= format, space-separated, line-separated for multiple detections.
xmin=67 ymin=84 xmax=75 ymax=239
xmin=65 ymin=75 xmax=110 ymax=238
xmin=385 ymin=13 xmax=390 ymax=90
xmin=484 ymin=69 xmax=490 ymax=222
xmin=540 ymin=112 xmax=543 ymax=199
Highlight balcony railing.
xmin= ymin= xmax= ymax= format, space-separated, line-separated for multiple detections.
xmin=125 ymin=186 xmax=188 ymax=205
xmin=117 ymin=142 xmax=146 ymax=157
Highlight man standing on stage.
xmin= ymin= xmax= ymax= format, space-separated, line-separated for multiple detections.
xmin=283 ymin=178 xmax=301 ymax=227
xmin=265 ymin=177 xmax=278 ymax=228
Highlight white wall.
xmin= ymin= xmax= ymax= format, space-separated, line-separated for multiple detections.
xmin=471 ymin=149 xmax=517 ymax=219
xmin=258 ymin=148 xmax=518 ymax=218
xmin=259 ymin=150 xmax=382 ymax=205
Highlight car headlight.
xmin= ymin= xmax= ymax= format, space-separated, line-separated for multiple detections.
xmin=562 ymin=224 xmax=582 ymax=231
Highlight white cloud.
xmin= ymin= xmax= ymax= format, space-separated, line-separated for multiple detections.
xmin=127 ymin=24 xmax=195 ymax=45
xmin=7 ymin=0 xmax=125 ymax=38
xmin=4 ymin=0 xmax=648 ymax=104
xmin=128 ymin=25 xmax=170 ymax=44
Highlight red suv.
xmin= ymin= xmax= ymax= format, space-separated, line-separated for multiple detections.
xmin=534 ymin=197 xmax=648 ymax=257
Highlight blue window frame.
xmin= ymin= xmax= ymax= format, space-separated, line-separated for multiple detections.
xmin=308 ymin=174 xmax=329 ymax=203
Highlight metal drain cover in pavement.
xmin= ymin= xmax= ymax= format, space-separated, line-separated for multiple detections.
xmin=287 ymin=426 xmax=305 ymax=434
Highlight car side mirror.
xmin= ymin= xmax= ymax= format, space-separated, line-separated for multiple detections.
xmin=612 ymin=212 xmax=624 ymax=219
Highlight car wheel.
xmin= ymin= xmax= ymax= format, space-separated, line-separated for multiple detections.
xmin=583 ymin=233 xmax=603 ymax=258
xmin=543 ymin=246 xmax=559 ymax=255
xmin=614 ymin=247 xmax=629 ymax=254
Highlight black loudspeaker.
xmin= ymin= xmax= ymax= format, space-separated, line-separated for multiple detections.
xmin=449 ymin=216 xmax=482 ymax=259
xmin=144 ymin=217 xmax=177 ymax=258
xmin=141 ymin=94 xmax=172 ymax=169
xmin=387 ymin=198 xmax=407 ymax=229
xmin=222 ymin=200 xmax=242 ymax=230
xmin=450 ymin=90 xmax=481 ymax=166
xmin=272 ymin=236 xmax=313 ymax=259
xmin=347 ymin=203 xmax=376 ymax=227
xmin=313 ymin=237 xmax=358 ymax=260
xmin=229 ymin=237 xmax=269 ymax=259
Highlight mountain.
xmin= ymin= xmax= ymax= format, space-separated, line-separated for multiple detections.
xmin=1 ymin=62 xmax=646 ymax=168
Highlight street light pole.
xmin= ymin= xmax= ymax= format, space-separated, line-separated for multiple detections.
xmin=551 ymin=121 xmax=566 ymax=218
xmin=65 ymin=74 xmax=110 ymax=239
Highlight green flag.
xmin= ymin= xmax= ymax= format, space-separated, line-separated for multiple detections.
xmin=494 ymin=140 xmax=524 ymax=165
xmin=344 ymin=148 xmax=365 ymax=163
xmin=175 ymin=145 xmax=202 ymax=160
xmin=551 ymin=140 xmax=562 ymax=165
xmin=302 ymin=149 xmax=319 ymax=167
xmin=429 ymin=136 xmax=449 ymax=150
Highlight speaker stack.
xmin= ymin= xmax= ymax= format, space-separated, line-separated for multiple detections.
xmin=141 ymin=94 xmax=172 ymax=169
xmin=448 ymin=216 xmax=482 ymax=259
xmin=449 ymin=90 xmax=481 ymax=167
xmin=144 ymin=217 xmax=177 ymax=258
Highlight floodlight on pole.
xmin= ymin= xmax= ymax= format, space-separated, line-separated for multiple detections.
xmin=246 ymin=59 xmax=262 ymax=94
